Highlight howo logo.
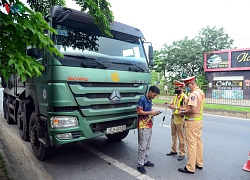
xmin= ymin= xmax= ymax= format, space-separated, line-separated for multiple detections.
xmin=67 ymin=77 xmax=89 ymax=81
xmin=109 ymin=88 xmax=121 ymax=103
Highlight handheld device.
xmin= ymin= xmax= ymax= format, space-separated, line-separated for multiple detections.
xmin=162 ymin=108 xmax=168 ymax=126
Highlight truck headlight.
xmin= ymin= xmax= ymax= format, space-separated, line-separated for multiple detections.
xmin=50 ymin=116 xmax=78 ymax=129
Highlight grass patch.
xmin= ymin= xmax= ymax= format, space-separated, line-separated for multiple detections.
xmin=152 ymin=99 xmax=250 ymax=113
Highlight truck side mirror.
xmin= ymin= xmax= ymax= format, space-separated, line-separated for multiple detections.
xmin=149 ymin=59 xmax=154 ymax=66
xmin=27 ymin=48 xmax=40 ymax=58
xmin=148 ymin=46 xmax=154 ymax=66
xmin=148 ymin=45 xmax=153 ymax=60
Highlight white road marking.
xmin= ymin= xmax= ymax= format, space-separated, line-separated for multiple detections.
xmin=159 ymin=124 xmax=171 ymax=128
xmin=78 ymin=142 xmax=155 ymax=180
xmin=155 ymin=107 xmax=250 ymax=121
xmin=203 ymin=113 xmax=250 ymax=120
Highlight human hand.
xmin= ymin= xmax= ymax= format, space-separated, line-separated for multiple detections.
xmin=170 ymin=105 xmax=176 ymax=109
xmin=158 ymin=110 xmax=163 ymax=115
xmin=165 ymin=102 xmax=171 ymax=108
xmin=177 ymin=111 xmax=185 ymax=116
xmin=151 ymin=111 xmax=162 ymax=116
xmin=177 ymin=111 xmax=182 ymax=116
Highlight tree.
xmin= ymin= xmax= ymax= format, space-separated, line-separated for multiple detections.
xmin=170 ymin=37 xmax=203 ymax=77
xmin=153 ymin=45 xmax=175 ymax=85
xmin=197 ymin=26 xmax=234 ymax=53
xmin=27 ymin=0 xmax=113 ymax=36
xmin=0 ymin=0 xmax=114 ymax=82
xmin=0 ymin=1 xmax=60 ymax=82
xmin=27 ymin=0 xmax=66 ymax=15
xmin=154 ymin=37 xmax=203 ymax=83
xmin=153 ymin=26 xmax=233 ymax=87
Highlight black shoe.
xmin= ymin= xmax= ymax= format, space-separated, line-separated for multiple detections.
xmin=167 ymin=151 xmax=177 ymax=156
xmin=137 ymin=166 xmax=146 ymax=174
xmin=178 ymin=166 xmax=194 ymax=174
xmin=196 ymin=165 xmax=203 ymax=170
xmin=177 ymin=156 xmax=185 ymax=161
xmin=144 ymin=161 xmax=154 ymax=167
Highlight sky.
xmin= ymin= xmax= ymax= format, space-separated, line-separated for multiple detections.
xmin=11 ymin=0 xmax=249 ymax=51
xmin=66 ymin=0 xmax=250 ymax=51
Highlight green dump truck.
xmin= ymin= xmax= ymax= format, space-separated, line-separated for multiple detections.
xmin=2 ymin=6 xmax=153 ymax=160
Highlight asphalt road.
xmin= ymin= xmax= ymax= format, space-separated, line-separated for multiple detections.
xmin=0 ymin=92 xmax=250 ymax=179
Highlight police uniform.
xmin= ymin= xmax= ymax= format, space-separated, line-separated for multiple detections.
xmin=179 ymin=76 xmax=205 ymax=173
xmin=167 ymin=81 xmax=187 ymax=160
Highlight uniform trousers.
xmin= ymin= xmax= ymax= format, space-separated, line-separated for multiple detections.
xmin=170 ymin=118 xmax=186 ymax=156
xmin=138 ymin=128 xmax=152 ymax=166
xmin=185 ymin=120 xmax=203 ymax=172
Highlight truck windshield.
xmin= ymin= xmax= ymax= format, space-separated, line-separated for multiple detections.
xmin=52 ymin=20 xmax=149 ymax=72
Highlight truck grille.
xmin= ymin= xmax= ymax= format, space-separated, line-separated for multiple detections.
xmin=80 ymin=103 xmax=135 ymax=109
xmin=68 ymin=82 xmax=147 ymax=116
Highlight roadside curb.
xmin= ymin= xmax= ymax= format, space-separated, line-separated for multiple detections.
xmin=203 ymin=108 xmax=250 ymax=119
xmin=0 ymin=139 xmax=15 ymax=180
xmin=153 ymin=103 xmax=250 ymax=119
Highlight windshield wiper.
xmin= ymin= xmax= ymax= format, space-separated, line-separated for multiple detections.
xmin=110 ymin=61 xmax=144 ymax=72
xmin=64 ymin=54 xmax=108 ymax=69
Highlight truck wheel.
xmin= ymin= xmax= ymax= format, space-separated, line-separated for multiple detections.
xmin=106 ymin=130 xmax=129 ymax=141
xmin=5 ymin=99 xmax=15 ymax=124
xmin=29 ymin=112 xmax=56 ymax=161
xmin=17 ymin=106 xmax=29 ymax=141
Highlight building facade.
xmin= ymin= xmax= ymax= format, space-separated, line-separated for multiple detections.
xmin=204 ymin=48 xmax=250 ymax=100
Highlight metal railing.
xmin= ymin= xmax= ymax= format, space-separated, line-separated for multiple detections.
xmin=201 ymin=85 xmax=250 ymax=107
xmin=159 ymin=85 xmax=250 ymax=107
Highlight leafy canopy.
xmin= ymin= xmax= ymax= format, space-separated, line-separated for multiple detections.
xmin=153 ymin=26 xmax=234 ymax=86
xmin=0 ymin=0 xmax=114 ymax=82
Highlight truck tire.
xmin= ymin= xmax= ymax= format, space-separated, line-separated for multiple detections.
xmin=29 ymin=112 xmax=56 ymax=161
xmin=5 ymin=99 xmax=15 ymax=124
xmin=106 ymin=130 xmax=129 ymax=141
xmin=17 ymin=106 xmax=29 ymax=141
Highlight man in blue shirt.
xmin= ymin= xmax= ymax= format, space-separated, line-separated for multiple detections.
xmin=137 ymin=85 xmax=161 ymax=174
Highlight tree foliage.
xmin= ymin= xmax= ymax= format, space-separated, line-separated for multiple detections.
xmin=27 ymin=0 xmax=66 ymax=15
xmin=27 ymin=0 xmax=113 ymax=36
xmin=197 ymin=26 xmax=234 ymax=53
xmin=0 ymin=0 xmax=61 ymax=82
xmin=75 ymin=0 xmax=113 ymax=37
xmin=0 ymin=0 xmax=114 ymax=82
xmin=153 ymin=26 xmax=234 ymax=87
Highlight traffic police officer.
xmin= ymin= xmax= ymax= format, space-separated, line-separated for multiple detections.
xmin=177 ymin=76 xmax=205 ymax=174
xmin=166 ymin=80 xmax=187 ymax=161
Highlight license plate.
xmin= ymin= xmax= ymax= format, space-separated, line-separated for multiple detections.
xmin=106 ymin=125 xmax=126 ymax=134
